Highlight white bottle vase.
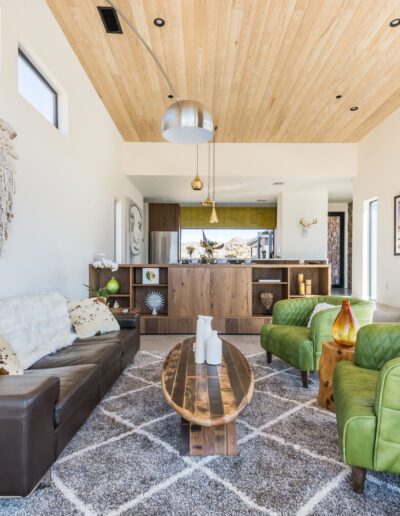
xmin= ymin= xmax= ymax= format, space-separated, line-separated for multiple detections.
xmin=203 ymin=315 xmax=213 ymax=342
xmin=206 ymin=330 xmax=222 ymax=365
xmin=195 ymin=316 xmax=206 ymax=364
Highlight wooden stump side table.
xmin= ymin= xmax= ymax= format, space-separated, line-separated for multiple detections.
xmin=317 ymin=340 xmax=355 ymax=412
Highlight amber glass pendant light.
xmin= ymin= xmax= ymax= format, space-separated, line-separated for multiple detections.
xmin=332 ymin=300 xmax=360 ymax=346
xmin=191 ymin=145 xmax=204 ymax=191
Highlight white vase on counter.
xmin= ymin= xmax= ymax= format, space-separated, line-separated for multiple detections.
xmin=195 ymin=315 xmax=206 ymax=363
xmin=206 ymin=330 xmax=222 ymax=365
xmin=203 ymin=315 xmax=213 ymax=341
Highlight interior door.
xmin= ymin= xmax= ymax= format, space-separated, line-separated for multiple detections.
xmin=168 ymin=267 xmax=211 ymax=316
xmin=328 ymin=212 xmax=345 ymax=289
xmin=210 ymin=268 xmax=251 ymax=317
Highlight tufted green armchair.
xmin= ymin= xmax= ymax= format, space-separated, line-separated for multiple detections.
xmin=334 ymin=323 xmax=400 ymax=493
xmin=260 ymin=296 xmax=374 ymax=387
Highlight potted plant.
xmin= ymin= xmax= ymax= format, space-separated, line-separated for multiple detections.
xmin=84 ymin=258 xmax=118 ymax=302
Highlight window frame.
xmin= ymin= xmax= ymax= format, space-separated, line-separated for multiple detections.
xmin=18 ymin=48 xmax=59 ymax=128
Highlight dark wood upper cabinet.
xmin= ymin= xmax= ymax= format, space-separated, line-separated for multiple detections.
xmin=149 ymin=203 xmax=180 ymax=231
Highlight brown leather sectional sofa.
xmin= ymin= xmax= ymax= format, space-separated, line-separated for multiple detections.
xmin=0 ymin=313 xmax=140 ymax=497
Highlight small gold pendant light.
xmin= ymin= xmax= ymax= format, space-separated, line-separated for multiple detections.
xmin=210 ymin=132 xmax=219 ymax=224
xmin=202 ymin=141 xmax=214 ymax=206
xmin=191 ymin=144 xmax=204 ymax=191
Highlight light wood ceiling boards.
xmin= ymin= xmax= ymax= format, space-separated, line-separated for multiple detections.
xmin=46 ymin=0 xmax=400 ymax=142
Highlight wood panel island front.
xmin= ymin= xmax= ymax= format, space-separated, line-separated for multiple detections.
xmin=89 ymin=263 xmax=331 ymax=335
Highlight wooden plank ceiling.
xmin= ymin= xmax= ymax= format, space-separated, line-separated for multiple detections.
xmin=47 ymin=0 xmax=400 ymax=142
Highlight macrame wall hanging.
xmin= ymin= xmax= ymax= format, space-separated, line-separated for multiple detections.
xmin=0 ymin=119 xmax=18 ymax=254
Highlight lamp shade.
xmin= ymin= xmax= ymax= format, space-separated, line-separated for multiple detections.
xmin=162 ymin=100 xmax=214 ymax=144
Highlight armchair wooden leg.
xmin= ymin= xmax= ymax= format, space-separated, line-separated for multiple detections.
xmin=301 ymin=371 xmax=309 ymax=389
xmin=266 ymin=351 xmax=272 ymax=364
xmin=351 ymin=466 xmax=366 ymax=494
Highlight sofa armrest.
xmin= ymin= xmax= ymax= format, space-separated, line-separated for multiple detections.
xmin=0 ymin=375 xmax=60 ymax=496
xmin=374 ymin=357 xmax=400 ymax=473
xmin=272 ymin=298 xmax=316 ymax=327
xmin=115 ymin=313 xmax=140 ymax=331
xmin=310 ymin=306 xmax=341 ymax=361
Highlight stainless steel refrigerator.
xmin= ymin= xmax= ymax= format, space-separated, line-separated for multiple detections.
xmin=149 ymin=231 xmax=179 ymax=264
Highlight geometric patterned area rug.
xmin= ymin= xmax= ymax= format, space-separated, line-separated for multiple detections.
xmin=1 ymin=350 xmax=399 ymax=516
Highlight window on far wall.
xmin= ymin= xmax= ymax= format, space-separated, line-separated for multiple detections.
xmin=180 ymin=228 xmax=274 ymax=260
xmin=18 ymin=49 xmax=58 ymax=128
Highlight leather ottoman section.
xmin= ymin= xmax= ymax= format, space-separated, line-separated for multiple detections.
xmin=30 ymin=341 xmax=122 ymax=374
xmin=122 ymin=336 xmax=140 ymax=369
xmin=55 ymin=384 xmax=100 ymax=456
xmin=100 ymin=360 xmax=122 ymax=398
xmin=25 ymin=364 xmax=101 ymax=426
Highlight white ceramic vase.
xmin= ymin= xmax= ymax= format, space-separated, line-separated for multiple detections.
xmin=195 ymin=315 xmax=206 ymax=364
xmin=203 ymin=315 xmax=213 ymax=341
xmin=206 ymin=330 xmax=222 ymax=365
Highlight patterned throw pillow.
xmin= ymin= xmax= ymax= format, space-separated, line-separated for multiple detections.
xmin=68 ymin=298 xmax=120 ymax=339
xmin=0 ymin=335 xmax=23 ymax=375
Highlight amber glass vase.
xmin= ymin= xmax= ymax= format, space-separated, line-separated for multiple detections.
xmin=332 ymin=300 xmax=359 ymax=347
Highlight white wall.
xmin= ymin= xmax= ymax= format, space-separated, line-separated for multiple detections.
xmin=353 ymin=108 xmax=400 ymax=308
xmin=276 ymin=191 xmax=328 ymax=261
xmin=0 ymin=0 xmax=143 ymax=299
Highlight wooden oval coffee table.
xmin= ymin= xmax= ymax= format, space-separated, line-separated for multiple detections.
xmin=161 ymin=336 xmax=254 ymax=456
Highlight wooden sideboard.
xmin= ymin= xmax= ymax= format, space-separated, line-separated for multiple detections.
xmin=89 ymin=263 xmax=331 ymax=335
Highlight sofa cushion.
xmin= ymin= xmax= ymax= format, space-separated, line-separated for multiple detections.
xmin=25 ymin=364 xmax=101 ymax=426
xmin=0 ymin=292 xmax=76 ymax=369
xmin=29 ymin=341 xmax=122 ymax=374
xmin=334 ymin=361 xmax=378 ymax=469
xmin=261 ymin=324 xmax=313 ymax=371
xmin=76 ymin=329 xmax=137 ymax=355
xmin=0 ymin=336 xmax=23 ymax=375
xmin=68 ymin=298 xmax=119 ymax=339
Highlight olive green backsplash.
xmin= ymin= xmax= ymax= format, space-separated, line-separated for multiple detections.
xmin=180 ymin=207 xmax=277 ymax=229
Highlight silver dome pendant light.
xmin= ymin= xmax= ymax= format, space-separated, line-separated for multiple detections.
xmin=105 ymin=1 xmax=214 ymax=144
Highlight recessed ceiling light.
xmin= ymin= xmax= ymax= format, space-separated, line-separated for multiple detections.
xmin=272 ymin=181 xmax=285 ymax=186
xmin=350 ymin=106 xmax=359 ymax=111
xmin=336 ymin=95 xmax=342 ymax=99
xmin=390 ymin=18 xmax=400 ymax=27
xmin=154 ymin=18 xmax=165 ymax=27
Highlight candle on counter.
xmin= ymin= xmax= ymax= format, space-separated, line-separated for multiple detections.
xmin=299 ymin=282 xmax=305 ymax=296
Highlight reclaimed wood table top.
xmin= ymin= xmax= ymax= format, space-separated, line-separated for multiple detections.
xmin=161 ymin=337 xmax=254 ymax=427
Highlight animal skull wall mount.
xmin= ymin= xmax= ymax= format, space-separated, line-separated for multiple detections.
xmin=299 ymin=217 xmax=318 ymax=237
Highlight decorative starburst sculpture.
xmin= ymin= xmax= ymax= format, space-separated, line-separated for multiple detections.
xmin=145 ymin=290 xmax=166 ymax=315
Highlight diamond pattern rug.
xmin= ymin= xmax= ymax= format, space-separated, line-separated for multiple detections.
xmin=1 ymin=350 xmax=399 ymax=515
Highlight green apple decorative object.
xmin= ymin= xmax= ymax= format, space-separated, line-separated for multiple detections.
xmin=106 ymin=276 xmax=120 ymax=295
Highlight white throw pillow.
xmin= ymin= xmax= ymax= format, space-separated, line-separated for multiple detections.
xmin=0 ymin=335 xmax=23 ymax=375
xmin=68 ymin=298 xmax=119 ymax=339
xmin=307 ymin=303 xmax=336 ymax=327
xmin=0 ymin=292 xmax=76 ymax=369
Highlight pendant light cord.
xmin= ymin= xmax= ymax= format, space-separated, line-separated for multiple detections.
xmin=207 ymin=142 xmax=211 ymax=198
xmin=196 ymin=144 xmax=199 ymax=175
xmin=213 ymin=134 xmax=216 ymax=199
xmin=105 ymin=0 xmax=180 ymax=101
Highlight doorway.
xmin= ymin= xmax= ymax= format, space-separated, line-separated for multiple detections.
xmin=368 ymin=199 xmax=378 ymax=300
xmin=328 ymin=212 xmax=345 ymax=289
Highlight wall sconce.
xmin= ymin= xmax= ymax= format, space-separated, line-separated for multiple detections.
xmin=299 ymin=217 xmax=318 ymax=237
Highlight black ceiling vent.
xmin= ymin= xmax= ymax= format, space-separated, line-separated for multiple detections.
xmin=98 ymin=7 xmax=123 ymax=34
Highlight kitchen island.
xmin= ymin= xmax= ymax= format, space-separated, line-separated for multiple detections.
xmin=89 ymin=263 xmax=331 ymax=334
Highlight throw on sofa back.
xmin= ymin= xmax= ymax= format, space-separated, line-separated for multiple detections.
xmin=0 ymin=292 xmax=76 ymax=369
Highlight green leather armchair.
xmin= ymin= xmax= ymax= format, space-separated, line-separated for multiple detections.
xmin=334 ymin=323 xmax=400 ymax=493
xmin=260 ymin=296 xmax=374 ymax=387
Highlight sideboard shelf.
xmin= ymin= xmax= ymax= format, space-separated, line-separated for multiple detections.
xmin=89 ymin=263 xmax=331 ymax=335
